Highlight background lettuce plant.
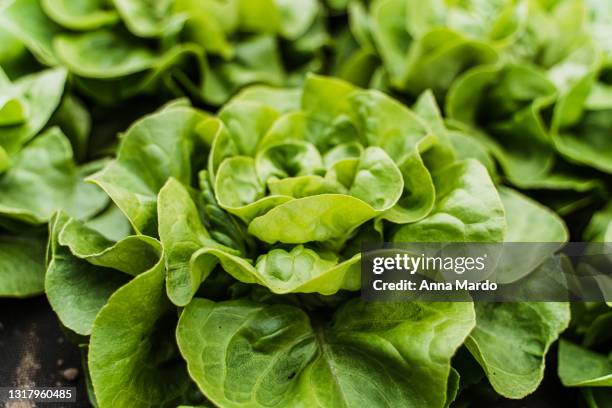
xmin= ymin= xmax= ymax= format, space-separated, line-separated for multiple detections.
xmin=333 ymin=0 xmax=612 ymax=213
xmin=0 ymin=0 xmax=329 ymax=105
xmin=0 ymin=65 xmax=110 ymax=297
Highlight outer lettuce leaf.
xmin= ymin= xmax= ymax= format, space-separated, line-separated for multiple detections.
xmin=0 ymin=67 xmax=67 ymax=153
xmin=53 ymin=30 xmax=160 ymax=79
xmin=41 ymin=0 xmax=119 ymax=30
xmin=46 ymin=213 xmax=128 ymax=336
xmin=0 ymin=0 xmax=62 ymax=65
xmin=178 ymin=298 xmax=475 ymax=408
xmin=550 ymin=45 xmax=612 ymax=174
xmin=393 ymin=160 xmax=506 ymax=242
xmin=446 ymin=63 xmax=558 ymax=187
xmin=500 ymin=187 xmax=569 ymax=242
xmin=495 ymin=186 xmax=568 ymax=284
xmin=0 ymin=127 xmax=108 ymax=224
xmin=88 ymin=107 xmax=208 ymax=235
xmin=46 ymin=212 xmax=162 ymax=335
xmin=58 ymin=217 xmax=161 ymax=276
xmin=401 ymin=29 xmax=498 ymax=98
xmin=466 ymin=302 xmax=570 ymax=399
xmin=558 ymin=340 xmax=612 ymax=387
xmin=158 ymin=177 xmax=230 ymax=306
xmin=89 ymin=259 xmax=192 ymax=407
xmin=112 ymin=0 xmax=186 ymax=38
xmin=0 ymin=234 xmax=46 ymax=297
xmin=556 ymin=107 xmax=612 ymax=174
xmin=458 ymin=184 xmax=569 ymax=398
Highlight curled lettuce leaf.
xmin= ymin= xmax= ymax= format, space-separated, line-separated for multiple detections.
xmin=393 ymin=159 xmax=506 ymax=243
xmin=89 ymin=257 xmax=192 ymax=407
xmin=550 ymin=44 xmax=612 ymax=174
xmin=158 ymin=177 xmax=230 ymax=306
xmin=0 ymin=235 xmax=46 ymax=297
xmin=41 ymin=0 xmax=119 ymax=31
xmin=0 ymin=67 xmax=67 ymax=153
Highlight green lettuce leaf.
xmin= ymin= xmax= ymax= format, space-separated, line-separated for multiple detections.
xmin=41 ymin=0 xmax=119 ymax=30
xmin=158 ymin=177 xmax=228 ymax=306
xmin=393 ymin=159 xmax=506 ymax=242
xmin=88 ymin=106 xmax=208 ymax=235
xmin=46 ymin=213 xmax=129 ymax=336
xmin=178 ymin=298 xmax=475 ymax=408
xmin=466 ymin=302 xmax=570 ymax=398
xmin=0 ymin=67 xmax=67 ymax=153
xmin=558 ymin=340 xmax=612 ymax=387
xmin=89 ymin=260 xmax=192 ymax=407
xmin=0 ymin=234 xmax=46 ymax=297
xmin=46 ymin=212 xmax=162 ymax=335
xmin=0 ymin=0 xmax=62 ymax=65
xmin=0 ymin=127 xmax=108 ymax=224
xmin=113 ymin=0 xmax=186 ymax=38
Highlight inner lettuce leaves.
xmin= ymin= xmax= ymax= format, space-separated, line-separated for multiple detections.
xmin=89 ymin=75 xmax=507 ymax=308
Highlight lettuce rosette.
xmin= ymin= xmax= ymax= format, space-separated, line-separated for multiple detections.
xmin=0 ymin=0 xmax=328 ymax=105
xmin=40 ymin=75 xmax=576 ymax=407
